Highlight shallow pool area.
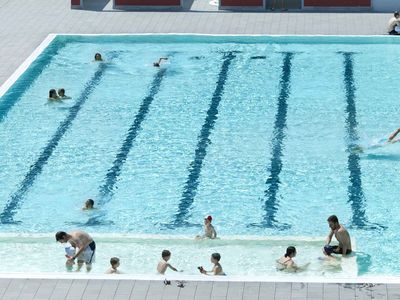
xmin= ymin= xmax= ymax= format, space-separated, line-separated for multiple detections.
xmin=0 ymin=35 xmax=400 ymax=277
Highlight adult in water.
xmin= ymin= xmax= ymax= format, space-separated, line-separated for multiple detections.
xmin=153 ymin=57 xmax=168 ymax=67
xmin=94 ymin=53 xmax=103 ymax=61
xmin=55 ymin=230 xmax=96 ymax=272
xmin=276 ymin=246 xmax=309 ymax=272
xmin=323 ymin=215 xmax=352 ymax=257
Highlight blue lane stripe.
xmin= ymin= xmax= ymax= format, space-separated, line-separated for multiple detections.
xmin=342 ymin=52 xmax=385 ymax=230
xmin=83 ymin=67 xmax=168 ymax=226
xmin=0 ymin=54 xmax=116 ymax=224
xmin=98 ymin=67 xmax=167 ymax=203
xmin=171 ymin=52 xmax=236 ymax=227
xmin=251 ymin=52 xmax=294 ymax=229
xmin=0 ymin=40 xmax=66 ymax=124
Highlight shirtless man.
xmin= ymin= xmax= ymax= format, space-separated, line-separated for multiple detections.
xmin=388 ymin=11 xmax=400 ymax=35
xmin=323 ymin=215 xmax=352 ymax=257
xmin=55 ymin=230 xmax=96 ymax=272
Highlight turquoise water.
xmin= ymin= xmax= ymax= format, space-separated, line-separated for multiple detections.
xmin=1 ymin=35 xmax=400 ymax=276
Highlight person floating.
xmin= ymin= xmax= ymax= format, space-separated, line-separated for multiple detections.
xmin=94 ymin=53 xmax=103 ymax=61
xmin=388 ymin=11 xmax=400 ymax=35
xmin=196 ymin=215 xmax=217 ymax=239
xmin=55 ymin=230 xmax=96 ymax=272
xmin=48 ymin=89 xmax=60 ymax=100
xmin=323 ymin=215 xmax=352 ymax=257
xmin=276 ymin=246 xmax=309 ymax=272
xmin=157 ymin=250 xmax=182 ymax=274
xmin=105 ymin=257 xmax=122 ymax=274
xmin=57 ymin=88 xmax=71 ymax=99
xmin=153 ymin=57 xmax=168 ymax=67
xmin=198 ymin=253 xmax=225 ymax=276
xmin=82 ymin=199 xmax=95 ymax=210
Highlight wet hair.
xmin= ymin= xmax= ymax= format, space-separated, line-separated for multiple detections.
xmin=94 ymin=53 xmax=102 ymax=60
xmin=211 ymin=253 xmax=221 ymax=261
xmin=162 ymin=250 xmax=171 ymax=258
xmin=110 ymin=257 xmax=119 ymax=266
xmin=55 ymin=231 xmax=68 ymax=242
xmin=58 ymin=88 xmax=65 ymax=95
xmin=86 ymin=199 xmax=94 ymax=207
xmin=395 ymin=11 xmax=399 ymax=18
xmin=49 ymin=89 xmax=57 ymax=98
xmin=284 ymin=246 xmax=296 ymax=258
xmin=327 ymin=215 xmax=339 ymax=223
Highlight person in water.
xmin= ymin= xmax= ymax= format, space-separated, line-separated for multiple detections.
xmin=323 ymin=215 xmax=352 ymax=257
xmin=57 ymin=88 xmax=71 ymax=99
xmin=157 ymin=250 xmax=181 ymax=274
xmin=353 ymin=128 xmax=400 ymax=153
xmin=276 ymin=246 xmax=309 ymax=272
xmin=48 ymin=89 xmax=60 ymax=100
xmin=196 ymin=215 xmax=217 ymax=239
xmin=198 ymin=253 xmax=225 ymax=276
xmin=94 ymin=53 xmax=103 ymax=61
xmin=153 ymin=57 xmax=168 ymax=67
xmin=55 ymin=230 xmax=96 ymax=272
xmin=82 ymin=199 xmax=95 ymax=210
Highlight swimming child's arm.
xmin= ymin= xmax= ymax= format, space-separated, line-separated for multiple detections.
xmin=388 ymin=128 xmax=400 ymax=142
xmin=167 ymin=263 xmax=178 ymax=272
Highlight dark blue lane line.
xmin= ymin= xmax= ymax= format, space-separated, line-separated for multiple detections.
xmin=0 ymin=40 xmax=66 ymax=124
xmin=170 ymin=52 xmax=236 ymax=227
xmin=0 ymin=54 xmax=118 ymax=224
xmin=341 ymin=52 xmax=386 ymax=230
xmin=250 ymin=52 xmax=294 ymax=230
xmin=84 ymin=67 xmax=168 ymax=226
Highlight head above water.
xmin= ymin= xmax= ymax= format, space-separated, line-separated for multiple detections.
xmin=284 ymin=246 xmax=296 ymax=258
xmin=395 ymin=11 xmax=399 ymax=18
xmin=94 ymin=53 xmax=102 ymax=61
xmin=55 ymin=231 xmax=68 ymax=243
xmin=58 ymin=88 xmax=65 ymax=97
xmin=211 ymin=253 xmax=221 ymax=263
xmin=85 ymin=199 xmax=94 ymax=209
xmin=49 ymin=89 xmax=57 ymax=98
xmin=110 ymin=257 xmax=120 ymax=267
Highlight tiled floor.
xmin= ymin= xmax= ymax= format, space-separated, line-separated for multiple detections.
xmin=1 ymin=1 xmax=398 ymax=299
xmin=0 ymin=278 xmax=399 ymax=300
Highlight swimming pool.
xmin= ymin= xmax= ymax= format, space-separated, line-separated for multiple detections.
xmin=0 ymin=34 xmax=399 ymax=277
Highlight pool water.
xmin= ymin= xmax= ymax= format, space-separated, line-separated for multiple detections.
xmin=0 ymin=35 xmax=400 ymax=277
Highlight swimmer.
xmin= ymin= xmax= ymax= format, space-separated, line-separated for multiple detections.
xmin=82 ymin=199 xmax=95 ymax=210
xmin=57 ymin=88 xmax=71 ymax=99
xmin=94 ymin=53 xmax=103 ymax=61
xmin=157 ymin=250 xmax=182 ymax=274
xmin=198 ymin=253 xmax=225 ymax=276
xmin=196 ymin=215 xmax=217 ymax=239
xmin=352 ymin=128 xmax=400 ymax=153
xmin=276 ymin=246 xmax=309 ymax=272
xmin=153 ymin=57 xmax=168 ymax=67
xmin=105 ymin=257 xmax=122 ymax=274
xmin=48 ymin=89 xmax=60 ymax=100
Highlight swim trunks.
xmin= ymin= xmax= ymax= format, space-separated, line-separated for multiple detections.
xmin=324 ymin=245 xmax=351 ymax=255
xmin=77 ymin=241 xmax=96 ymax=264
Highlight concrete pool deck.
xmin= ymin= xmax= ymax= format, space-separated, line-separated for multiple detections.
xmin=1 ymin=0 xmax=400 ymax=299
xmin=0 ymin=277 xmax=399 ymax=300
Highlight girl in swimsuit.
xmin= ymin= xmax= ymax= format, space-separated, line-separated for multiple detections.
xmin=276 ymin=246 xmax=310 ymax=272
